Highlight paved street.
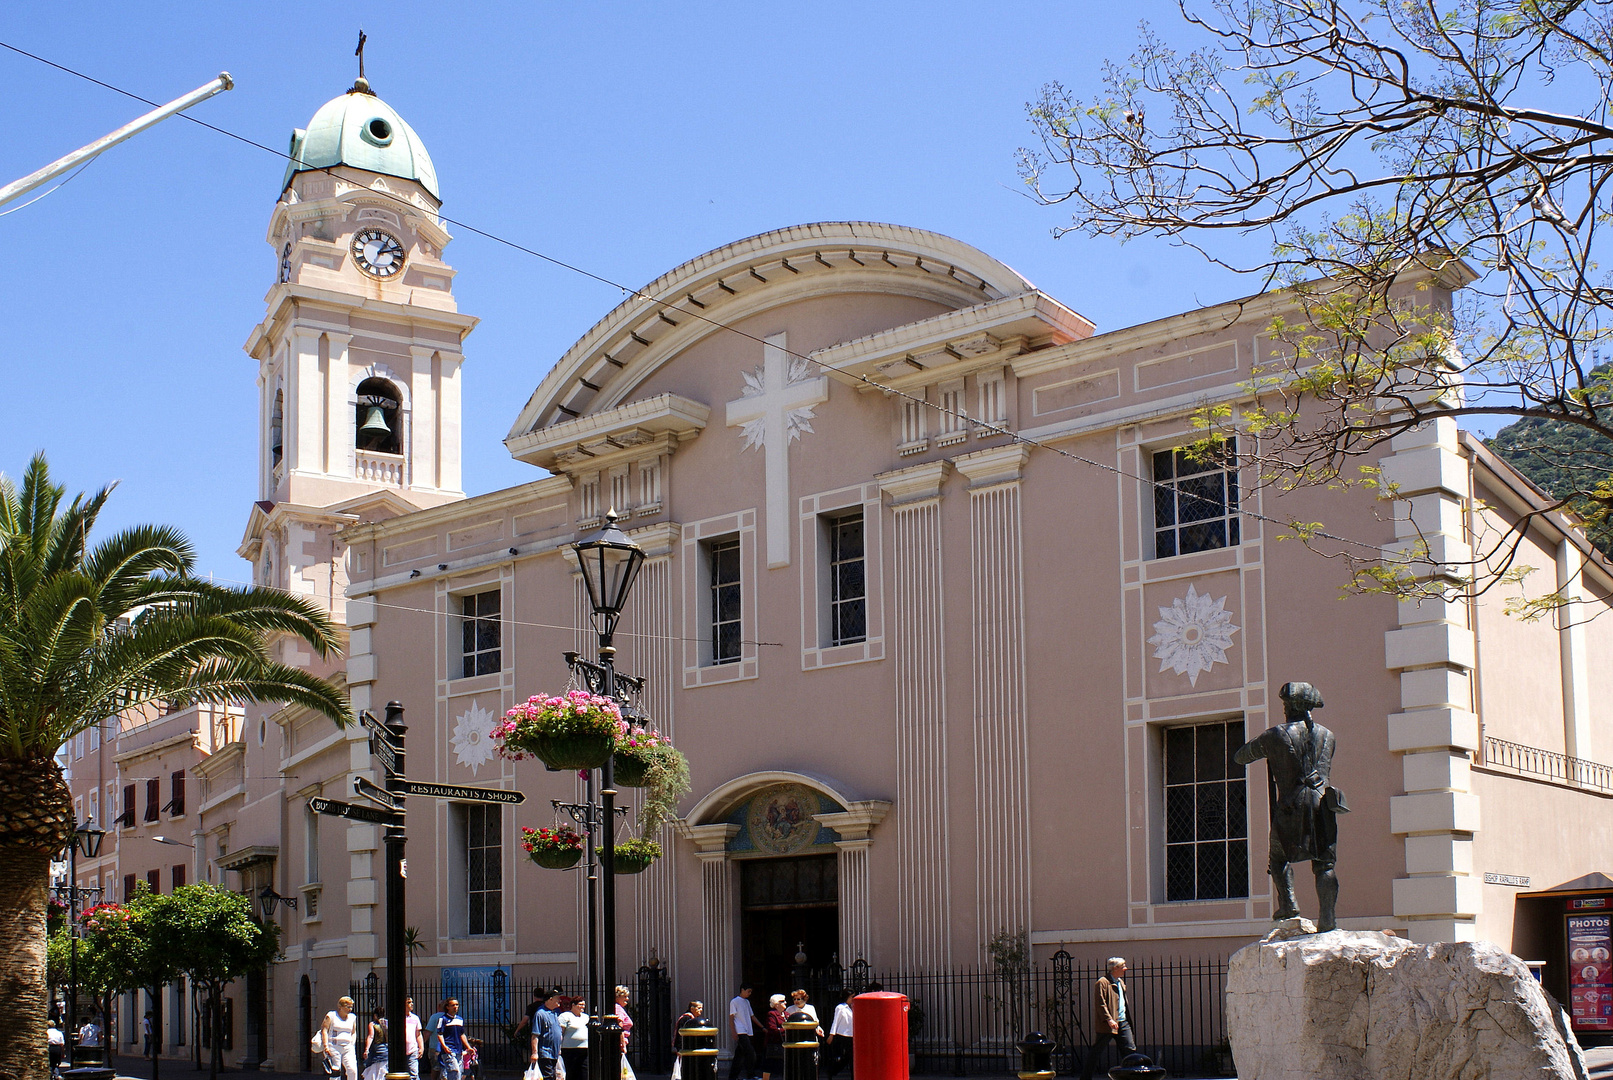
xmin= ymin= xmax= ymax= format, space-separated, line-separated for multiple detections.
xmin=99 ymin=1045 xmax=1613 ymax=1079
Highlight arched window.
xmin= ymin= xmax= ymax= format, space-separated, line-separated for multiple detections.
xmin=270 ymin=390 xmax=284 ymax=467
xmin=355 ymin=377 xmax=402 ymax=454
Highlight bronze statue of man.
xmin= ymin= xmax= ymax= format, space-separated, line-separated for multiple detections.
xmin=1234 ymin=682 xmax=1348 ymax=932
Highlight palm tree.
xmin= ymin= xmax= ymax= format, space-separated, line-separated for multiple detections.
xmin=0 ymin=454 xmax=350 ymax=1080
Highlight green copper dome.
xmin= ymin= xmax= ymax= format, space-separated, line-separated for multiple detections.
xmin=282 ymin=85 xmax=439 ymax=200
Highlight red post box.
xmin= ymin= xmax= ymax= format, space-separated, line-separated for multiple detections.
xmin=852 ymin=991 xmax=908 ymax=1080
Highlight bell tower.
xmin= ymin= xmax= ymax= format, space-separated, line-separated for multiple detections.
xmin=240 ymin=75 xmax=474 ymax=599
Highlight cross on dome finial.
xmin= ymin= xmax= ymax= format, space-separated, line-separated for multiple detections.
xmin=351 ymin=30 xmax=374 ymax=95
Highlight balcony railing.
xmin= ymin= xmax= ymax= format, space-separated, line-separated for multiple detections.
xmin=1481 ymin=735 xmax=1613 ymax=794
xmin=356 ymin=450 xmax=404 ymax=486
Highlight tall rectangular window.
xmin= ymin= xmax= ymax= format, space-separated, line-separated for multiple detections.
xmin=171 ymin=864 xmax=186 ymax=889
xmin=828 ymin=513 xmax=867 ymax=645
xmin=124 ymin=873 xmax=136 ymax=901
xmin=145 ymin=778 xmax=161 ymax=822
xmin=1153 ymin=441 xmax=1240 ymax=559
xmin=306 ymin=808 xmax=321 ymax=883
xmin=1164 ymin=721 xmax=1249 ymax=902
xmin=460 ymin=591 xmax=501 ymax=678
xmin=463 ymin=803 xmax=502 ymax=936
xmin=146 ymin=868 xmax=161 ymax=895
xmin=88 ymin=790 xmax=99 ymax=828
xmin=709 ymin=537 xmax=742 ymax=664
xmin=122 ymin=785 xmax=136 ymax=827
xmin=168 ymin=771 xmax=185 ymax=816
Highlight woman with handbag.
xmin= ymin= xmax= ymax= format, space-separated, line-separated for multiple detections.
xmin=361 ymin=1008 xmax=390 ymax=1080
xmin=322 ymin=997 xmax=360 ymax=1080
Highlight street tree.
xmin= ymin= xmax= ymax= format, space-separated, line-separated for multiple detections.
xmin=1021 ymin=0 xmax=1613 ymax=608
xmin=146 ymin=884 xmax=282 ymax=1080
xmin=0 ymin=454 xmax=349 ymax=1080
xmin=53 ymin=894 xmax=177 ymax=1078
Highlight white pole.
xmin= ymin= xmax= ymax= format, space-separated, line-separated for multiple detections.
xmin=0 ymin=72 xmax=234 ymax=210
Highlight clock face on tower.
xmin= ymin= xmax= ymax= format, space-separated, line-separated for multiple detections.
xmin=351 ymin=229 xmax=406 ymax=278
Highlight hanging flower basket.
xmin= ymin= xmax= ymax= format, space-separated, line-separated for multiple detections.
xmin=495 ymin=692 xmax=624 ymax=770
xmin=602 ymin=837 xmax=662 ymax=875
xmin=522 ymin=825 xmax=584 ymax=870
xmin=612 ymin=728 xmax=675 ymax=788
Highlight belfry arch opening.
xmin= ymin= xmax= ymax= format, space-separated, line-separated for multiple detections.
xmin=354 ymin=376 xmax=402 ymax=454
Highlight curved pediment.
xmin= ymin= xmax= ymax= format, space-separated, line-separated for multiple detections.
xmin=504 ymin=222 xmax=1036 ymax=452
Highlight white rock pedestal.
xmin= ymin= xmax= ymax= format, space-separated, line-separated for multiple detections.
xmin=1226 ymin=920 xmax=1587 ymax=1080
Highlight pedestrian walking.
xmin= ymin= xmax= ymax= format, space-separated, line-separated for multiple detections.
xmin=322 ymin=997 xmax=360 ymax=1080
xmin=362 ymin=1007 xmax=390 ymax=1080
xmin=726 ymin=985 xmax=758 ymax=1080
xmin=48 ymin=1019 xmax=65 ymax=1078
xmin=614 ymin=985 xmax=636 ymax=1079
xmin=436 ymin=999 xmax=469 ymax=1080
xmin=425 ymin=1001 xmax=449 ymax=1079
xmin=823 ymin=990 xmax=853 ymax=1080
xmin=142 ymin=1010 xmax=154 ymax=1059
xmin=558 ymin=998 xmax=589 ymax=1080
xmin=403 ymin=998 xmax=425 ymax=1080
xmin=1079 ymin=958 xmax=1136 ymax=1080
xmin=760 ymin=996 xmax=787 ymax=1080
xmin=528 ymin=990 xmax=563 ymax=1080
xmin=671 ymin=1001 xmax=703 ymax=1080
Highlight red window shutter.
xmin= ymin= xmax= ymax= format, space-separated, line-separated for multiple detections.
xmin=146 ymin=868 xmax=160 ymax=894
xmin=145 ymin=778 xmax=160 ymax=822
xmin=123 ymin=873 xmax=136 ymax=901
xmin=122 ymin=785 xmax=136 ymax=827
xmin=172 ymin=864 xmax=186 ymax=889
xmin=170 ymin=771 xmax=185 ymax=816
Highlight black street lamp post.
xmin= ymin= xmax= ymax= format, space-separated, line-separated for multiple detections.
xmin=65 ymin=818 xmax=106 ymax=1067
xmin=572 ymin=510 xmax=646 ymax=1080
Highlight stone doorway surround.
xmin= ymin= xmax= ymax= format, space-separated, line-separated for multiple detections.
xmin=677 ymin=771 xmax=889 ymax=1047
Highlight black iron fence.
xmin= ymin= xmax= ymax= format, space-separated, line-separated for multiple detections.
xmin=350 ymin=953 xmax=1227 ymax=1077
xmin=764 ymin=953 xmax=1230 ymax=1078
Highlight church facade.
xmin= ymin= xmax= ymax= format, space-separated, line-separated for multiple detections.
xmin=67 ymin=79 xmax=1613 ymax=1066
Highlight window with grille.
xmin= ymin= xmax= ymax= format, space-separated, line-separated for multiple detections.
xmin=145 ymin=778 xmax=161 ymax=822
xmin=827 ymin=513 xmax=867 ymax=645
xmin=1152 ymin=441 xmax=1240 ymax=559
xmin=708 ymin=536 xmax=742 ymax=664
xmin=1163 ymin=721 xmax=1249 ymax=902
xmin=461 ymin=803 xmax=502 ymax=936
xmin=459 ymin=591 xmax=501 ymax=678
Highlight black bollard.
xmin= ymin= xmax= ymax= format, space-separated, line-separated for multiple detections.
xmin=1106 ymin=1052 xmax=1165 ymax=1080
xmin=679 ymin=1021 xmax=720 ymax=1080
xmin=783 ymin=1015 xmax=819 ymax=1080
xmin=1016 ymin=1031 xmax=1057 ymax=1079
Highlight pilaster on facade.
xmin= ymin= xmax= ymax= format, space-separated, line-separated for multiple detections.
xmin=953 ymin=444 xmax=1033 ymax=955
xmin=814 ymin=801 xmax=891 ymax=966
xmin=678 ymin=823 xmax=741 ymax=1052
xmin=1381 ymin=415 xmax=1481 ymax=942
xmin=876 ymin=460 xmax=953 ymax=972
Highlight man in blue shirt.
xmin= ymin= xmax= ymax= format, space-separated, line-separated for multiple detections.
xmin=528 ymin=991 xmax=564 ymax=1080
xmin=437 ymin=1000 xmax=467 ymax=1080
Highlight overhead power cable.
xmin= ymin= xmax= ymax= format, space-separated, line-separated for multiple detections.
xmin=1 ymin=39 xmax=1399 ymax=558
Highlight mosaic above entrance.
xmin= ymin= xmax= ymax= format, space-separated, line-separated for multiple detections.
xmin=725 ymin=782 xmax=843 ymax=855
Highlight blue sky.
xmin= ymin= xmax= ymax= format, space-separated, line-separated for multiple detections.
xmin=1 ymin=2 xmax=1248 ymax=580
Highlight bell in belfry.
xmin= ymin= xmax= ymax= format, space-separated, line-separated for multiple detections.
xmin=360 ymin=406 xmax=391 ymax=436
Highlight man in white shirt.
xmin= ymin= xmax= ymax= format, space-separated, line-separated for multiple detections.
xmin=824 ymin=990 xmax=855 ymax=1079
xmin=726 ymin=985 xmax=757 ymax=1080
xmin=403 ymin=998 xmax=425 ymax=1080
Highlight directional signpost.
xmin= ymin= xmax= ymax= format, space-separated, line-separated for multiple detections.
xmin=310 ymin=701 xmax=409 ymax=1080
xmin=397 ymin=780 xmax=524 ymax=804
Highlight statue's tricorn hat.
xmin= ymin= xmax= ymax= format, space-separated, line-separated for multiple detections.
xmin=1279 ymin=682 xmax=1324 ymax=711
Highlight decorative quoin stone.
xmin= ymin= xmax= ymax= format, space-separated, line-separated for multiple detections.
xmin=1226 ymin=923 xmax=1586 ymax=1079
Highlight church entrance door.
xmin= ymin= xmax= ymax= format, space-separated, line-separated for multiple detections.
xmin=739 ymin=854 xmax=838 ymax=1002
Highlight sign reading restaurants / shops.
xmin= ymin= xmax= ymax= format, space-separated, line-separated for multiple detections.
xmin=1567 ymin=913 xmax=1613 ymax=1030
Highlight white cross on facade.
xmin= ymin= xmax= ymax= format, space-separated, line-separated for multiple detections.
xmin=726 ymin=332 xmax=828 ymax=568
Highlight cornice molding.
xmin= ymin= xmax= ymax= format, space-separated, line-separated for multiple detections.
xmin=339 ymin=474 xmax=573 ymax=546
xmin=505 ymin=393 xmax=710 ymax=470
xmin=876 ymin=460 xmax=953 ymax=507
xmin=952 ymin=444 xmax=1032 ymax=489
xmin=812 ymin=800 xmax=892 ymax=841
